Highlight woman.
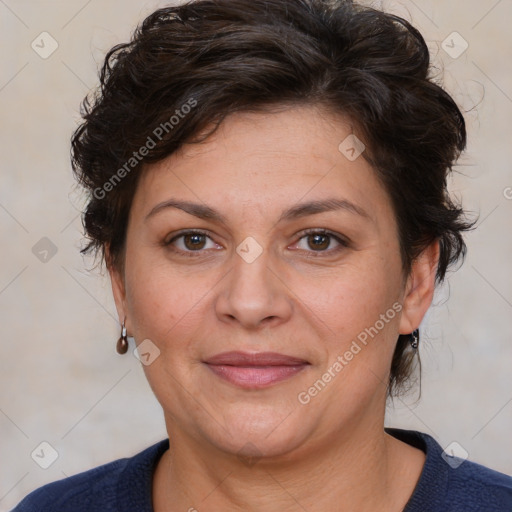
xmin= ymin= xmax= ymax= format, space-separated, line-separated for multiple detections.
xmin=12 ymin=0 xmax=512 ymax=510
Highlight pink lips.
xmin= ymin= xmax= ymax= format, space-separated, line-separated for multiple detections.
xmin=204 ymin=351 xmax=309 ymax=389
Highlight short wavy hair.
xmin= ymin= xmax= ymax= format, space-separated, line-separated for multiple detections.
xmin=71 ymin=0 xmax=475 ymax=396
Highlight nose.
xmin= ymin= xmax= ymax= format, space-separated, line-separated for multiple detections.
xmin=215 ymin=243 xmax=293 ymax=330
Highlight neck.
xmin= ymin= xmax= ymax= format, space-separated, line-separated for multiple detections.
xmin=153 ymin=409 xmax=424 ymax=511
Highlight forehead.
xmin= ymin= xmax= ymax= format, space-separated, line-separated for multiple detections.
xmin=131 ymin=106 xmax=393 ymax=225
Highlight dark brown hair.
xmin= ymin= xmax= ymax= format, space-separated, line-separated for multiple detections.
xmin=71 ymin=0 xmax=475 ymax=396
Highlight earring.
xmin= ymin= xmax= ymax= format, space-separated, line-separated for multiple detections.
xmin=409 ymin=329 xmax=419 ymax=349
xmin=116 ymin=319 xmax=128 ymax=354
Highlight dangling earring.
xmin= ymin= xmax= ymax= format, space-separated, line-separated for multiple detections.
xmin=116 ymin=318 xmax=128 ymax=354
xmin=409 ymin=329 xmax=419 ymax=349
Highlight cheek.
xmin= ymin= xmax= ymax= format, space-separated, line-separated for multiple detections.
xmin=123 ymin=256 xmax=216 ymax=348
xmin=293 ymin=268 xmax=403 ymax=415
xmin=298 ymin=256 xmax=403 ymax=342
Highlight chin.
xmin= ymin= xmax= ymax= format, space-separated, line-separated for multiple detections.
xmin=198 ymin=405 xmax=314 ymax=461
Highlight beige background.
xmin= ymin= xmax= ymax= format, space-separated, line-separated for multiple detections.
xmin=1 ymin=0 xmax=511 ymax=509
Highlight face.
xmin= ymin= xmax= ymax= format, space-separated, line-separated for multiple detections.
xmin=110 ymin=106 xmax=437 ymax=460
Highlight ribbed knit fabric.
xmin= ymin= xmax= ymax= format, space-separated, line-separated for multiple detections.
xmin=12 ymin=429 xmax=512 ymax=511
xmin=387 ymin=429 xmax=512 ymax=511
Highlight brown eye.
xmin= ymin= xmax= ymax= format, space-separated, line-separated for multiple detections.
xmin=182 ymin=233 xmax=207 ymax=251
xmin=292 ymin=229 xmax=349 ymax=256
xmin=307 ymin=233 xmax=330 ymax=251
xmin=164 ymin=230 xmax=221 ymax=257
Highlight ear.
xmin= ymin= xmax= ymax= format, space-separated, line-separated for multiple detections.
xmin=106 ymin=245 xmax=127 ymax=325
xmin=398 ymin=240 xmax=440 ymax=335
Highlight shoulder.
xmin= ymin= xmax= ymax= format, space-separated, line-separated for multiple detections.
xmin=11 ymin=439 xmax=169 ymax=512
xmin=11 ymin=459 xmax=128 ymax=512
xmin=444 ymin=454 xmax=512 ymax=510
xmin=386 ymin=428 xmax=512 ymax=512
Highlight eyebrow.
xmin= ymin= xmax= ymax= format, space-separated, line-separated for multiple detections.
xmin=145 ymin=197 xmax=371 ymax=224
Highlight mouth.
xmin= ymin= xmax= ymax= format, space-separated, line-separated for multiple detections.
xmin=203 ymin=351 xmax=310 ymax=389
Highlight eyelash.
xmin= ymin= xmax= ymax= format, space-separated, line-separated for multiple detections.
xmin=164 ymin=228 xmax=349 ymax=258
xmin=295 ymin=228 xmax=350 ymax=257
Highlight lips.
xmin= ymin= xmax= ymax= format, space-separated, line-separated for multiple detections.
xmin=203 ymin=351 xmax=310 ymax=389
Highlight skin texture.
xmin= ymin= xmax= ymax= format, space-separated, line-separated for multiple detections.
xmin=109 ymin=106 xmax=439 ymax=511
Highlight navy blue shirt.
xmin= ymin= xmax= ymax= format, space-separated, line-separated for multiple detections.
xmin=11 ymin=428 xmax=512 ymax=511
